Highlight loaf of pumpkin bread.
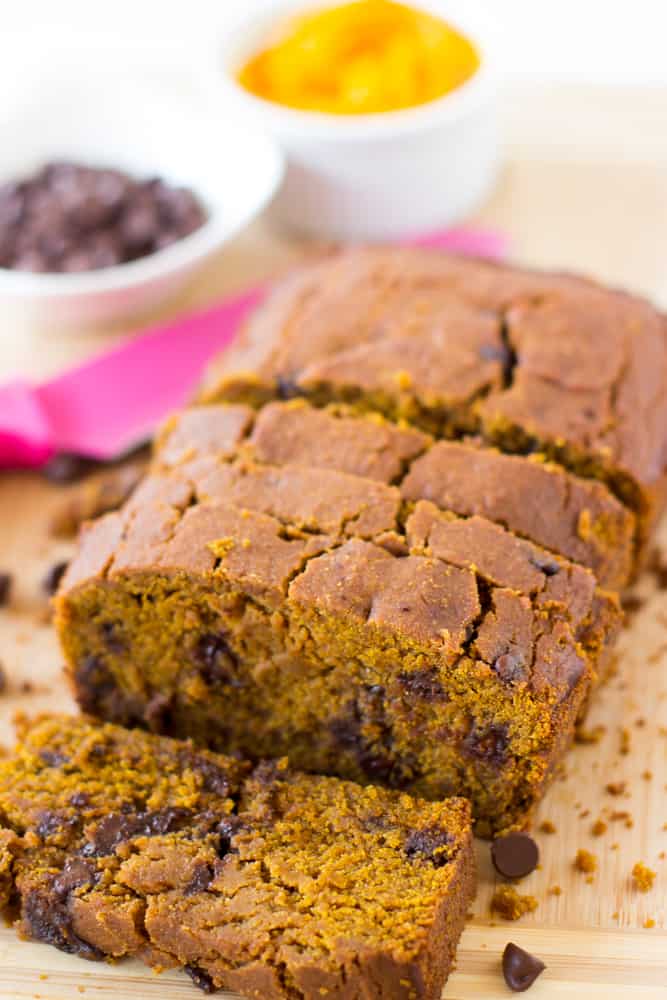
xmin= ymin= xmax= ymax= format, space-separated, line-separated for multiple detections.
xmin=56 ymin=399 xmax=621 ymax=836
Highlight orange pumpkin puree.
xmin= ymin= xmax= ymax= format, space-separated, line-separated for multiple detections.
xmin=237 ymin=0 xmax=480 ymax=115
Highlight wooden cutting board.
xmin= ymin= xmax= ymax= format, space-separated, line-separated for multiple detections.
xmin=0 ymin=84 xmax=666 ymax=997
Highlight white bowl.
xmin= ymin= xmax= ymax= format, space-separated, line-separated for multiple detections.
xmin=0 ymin=37 xmax=284 ymax=336
xmin=217 ymin=0 xmax=500 ymax=241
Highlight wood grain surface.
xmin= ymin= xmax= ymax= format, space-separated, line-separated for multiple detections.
xmin=0 ymin=84 xmax=666 ymax=997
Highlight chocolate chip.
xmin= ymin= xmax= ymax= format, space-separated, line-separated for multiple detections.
xmin=35 ymin=810 xmax=74 ymax=840
xmin=75 ymin=654 xmax=147 ymax=727
xmin=100 ymin=620 xmax=125 ymax=654
xmin=42 ymin=560 xmax=69 ymax=595
xmin=185 ymin=862 xmax=214 ymax=896
xmin=42 ymin=452 xmax=97 ymax=484
xmin=397 ymin=667 xmax=446 ymax=701
xmin=185 ymin=964 xmax=215 ymax=993
xmin=405 ymin=825 xmax=455 ymax=867
xmin=39 ymin=749 xmax=69 ymax=767
xmin=0 ymin=572 xmax=12 ymax=607
xmin=69 ymin=791 xmax=90 ymax=808
xmin=144 ymin=691 xmax=173 ymax=732
xmin=329 ymin=692 xmax=418 ymax=790
xmin=530 ymin=555 xmax=560 ymax=577
xmin=276 ymin=376 xmax=301 ymax=400
xmin=464 ymin=722 xmax=509 ymax=766
xmin=492 ymin=652 xmax=527 ymax=684
xmin=491 ymin=832 xmax=539 ymax=879
xmin=52 ymin=858 xmax=96 ymax=897
xmin=502 ymin=942 xmax=546 ymax=992
xmin=22 ymin=885 xmax=105 ymax=960
xmin=194 ymin=633 xmax=240 ymax=687
xmin=82 ymin=807 xmax=192 ymax=857
xmin=180 ymin=751 xmax=232 ymax=798
xmin=217 ymin=815 xmax=245 ymax=857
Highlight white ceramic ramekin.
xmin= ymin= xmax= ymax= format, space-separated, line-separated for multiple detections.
xmin=0 ymin=37 xmax=284 ymax=337
xmin=217 ymin=0 xmax=501 ymax=241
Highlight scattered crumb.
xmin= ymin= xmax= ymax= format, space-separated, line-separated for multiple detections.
xmin=539 ymin=820 xmax=557 ymax=834
xmin=605 ymin=781 xmax=626 ymax=796
xmin=621 ymin=593 xmax=643 ymax=620
xmin=0 ymin=572 xmax=12 ymax=608
xmin=585 ymin=875 xmax=594 ymax=884
xmin=574 ymin=849 xmax=597 ymax=874
xmin=548 ymin=885 xmax=562 ymax=896
xmin=610 ymin=843 xmax=620 ymax=851
xmin=19 ymin=681 xmax=34 ymax=694
xmin=38 ymin=975 xmax=48 ymax=981
xmin=659 ymin=852 xmax=665 ymax=860
xmin=42 ymin=559 xmax=70 ymax=598
xmin=643 ymin=918 xmax=655 ymax=929
xmin=635 ymin=717 xmax=647 ymax=727
xmin=612 ymin=910 xmax=619 ymax=920
xmin=490 ymin=885 xmax=538 ymax=921
xmin=647 ymin=547 xmax=667 ymax=589
xmin=632 ymin=862 xmax=656 ymax=892
xmin=575 ymin=724 xmax=606 ymax=744
xmin=579 ymin=809 xmax=590 ymax=819
xmin=619 ymin=727 xmax=631 ymax=756
xmin=642 ymin=770 xmax=653 ymax=781
xmin=591 ymin=819 xmax=608 ymax=837
xmin=610 ymin=810 xmax=632 ymax=824
xmin=0 ymin=661 xmax=7 ymax=694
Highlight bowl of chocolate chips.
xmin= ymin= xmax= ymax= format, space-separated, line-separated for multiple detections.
xmin=0 ymin=40 xmax=283 ymax=334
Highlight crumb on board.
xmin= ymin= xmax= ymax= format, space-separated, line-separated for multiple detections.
xmin=548 ymin=885 xmax=562 ymax=896
xmin=609 ymin=810 xmax=634 ymax=828
xmin=605 ymin=781 xmax=626 ymax=796
xmin=0 ymin=572 xmax=12 ymax=608
xmin=621 ymin=593 xmax=643 ymax=619
xmin=539 ymin=820 xmax=557 ymax=834
xmin=574 ymin=849 xmax=597 ymax=874
xmin=642 ymin=770 xmax=653 ymax=781
xmin=643 ymin=918 xmax=656 ymax=929
xmin=591 ymin=819 xmax=608 ymax=837
xmin=490 ymin=885 xmax=538 ymax=921
xmin=575 ymin=724 xmax=606 ymax=744
xmin=632 ymin=862 xmax=656 ymax=892
xmin=619 ymin=727 xmax=631 ymax=755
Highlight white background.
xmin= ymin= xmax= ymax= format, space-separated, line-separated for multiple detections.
xmin=3 ymin=0 xmax=667 ymax=85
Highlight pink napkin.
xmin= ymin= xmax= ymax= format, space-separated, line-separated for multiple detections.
xmin=0 ymin=227 xmax=506 ymax=468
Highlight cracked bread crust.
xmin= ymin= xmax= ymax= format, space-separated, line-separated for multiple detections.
xmin=56 ymin=405 xmax=620 ymax=834
xmin=0 ymin=716 xmax=475 ymax=999
xmin=198 ymin=247 xmax=667 ymax=539
xmin=151 ymin=400 xmax=634 ymax=588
